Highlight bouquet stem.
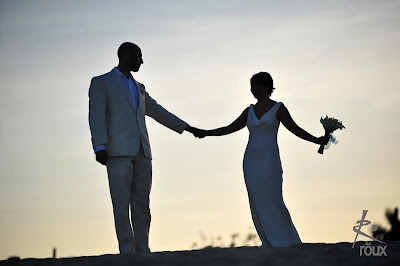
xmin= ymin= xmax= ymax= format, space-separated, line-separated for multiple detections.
xmin=318 ymin=132 xmax=330 ymax=154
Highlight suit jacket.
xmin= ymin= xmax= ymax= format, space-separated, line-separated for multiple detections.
xmin=89 ymin=69 xmax=188 ymax=159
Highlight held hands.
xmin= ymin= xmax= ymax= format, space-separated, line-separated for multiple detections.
xmin=197 ymin=129 xmax=207 ymax=138
xmin=185 ymin=125 xmax=208 ymax=138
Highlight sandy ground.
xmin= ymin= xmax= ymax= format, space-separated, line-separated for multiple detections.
xmin=1 ymin=241 xmax=399 ymax=266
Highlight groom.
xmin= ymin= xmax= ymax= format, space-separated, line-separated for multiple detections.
xmin=88 ymin=42 xmax=199 ymax=254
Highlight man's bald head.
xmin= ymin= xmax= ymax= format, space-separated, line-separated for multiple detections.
xmin=118 ymin=42 xmax=141 ymax=59
xmin=117 ymin=42 xmax=143 ymax=72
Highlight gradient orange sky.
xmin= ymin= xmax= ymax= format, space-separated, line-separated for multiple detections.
xmin=0 ymin=0 xmax=399 ymax=260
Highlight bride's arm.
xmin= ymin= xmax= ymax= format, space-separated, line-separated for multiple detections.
xmin=277 ymin=103 xmax=323 ymax=145
xmin=202 ymin=107 xmax=249 ymax=137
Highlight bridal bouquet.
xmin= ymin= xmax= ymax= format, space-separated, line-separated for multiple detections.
xmin=318 ymin=116 xmax=345 ymax=154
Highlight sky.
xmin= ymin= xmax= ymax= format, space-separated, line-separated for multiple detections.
xmin=0 ymin=0 xmax=399 ymax=260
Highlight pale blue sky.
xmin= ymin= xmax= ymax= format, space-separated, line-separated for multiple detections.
xmin=1 ymin=0 xmax=399 ymax=260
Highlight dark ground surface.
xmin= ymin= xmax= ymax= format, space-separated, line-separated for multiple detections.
xmin=1 ymin=241 xmax=399 ymax=266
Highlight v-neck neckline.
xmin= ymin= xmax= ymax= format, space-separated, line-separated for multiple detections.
xmin=251 ymin=102 xmax=279 ymax=120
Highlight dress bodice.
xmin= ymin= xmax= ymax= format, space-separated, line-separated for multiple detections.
xmin=246 ymin=102 xmax=282 ymax=155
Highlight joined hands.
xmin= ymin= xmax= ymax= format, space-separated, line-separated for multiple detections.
xmin=185 ymin=125 xmax=207 ymax=138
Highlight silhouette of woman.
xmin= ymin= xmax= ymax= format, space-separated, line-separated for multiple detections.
xmin=198 ymin=72 xmax=328 ymax=247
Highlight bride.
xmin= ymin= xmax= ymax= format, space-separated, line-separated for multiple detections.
xmin=197 ymin=72 xmax=329 ymax=247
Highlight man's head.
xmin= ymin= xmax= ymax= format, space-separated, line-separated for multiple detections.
xmin=117 ymin=42 xmax=143 ymax=72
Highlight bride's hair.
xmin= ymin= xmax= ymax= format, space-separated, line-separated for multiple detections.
xmin=251 ymin=72 xmax=276 ymax=96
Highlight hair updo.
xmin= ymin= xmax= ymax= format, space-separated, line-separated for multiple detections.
xmin=251 ymin=72 xmax=275 ymax=97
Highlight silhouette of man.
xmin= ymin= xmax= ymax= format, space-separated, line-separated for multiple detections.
xmin=88 ymin=42 xmax=199 ymax=254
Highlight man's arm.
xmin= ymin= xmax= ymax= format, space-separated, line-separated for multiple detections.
xmin=89 ymin=77 xmax=109 ymax=165
xmin=144 ymin=90 xmax=188 ymax=134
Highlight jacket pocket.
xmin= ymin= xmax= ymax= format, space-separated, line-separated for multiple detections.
xmin=107 ymin=119 xmax=127 ymax=138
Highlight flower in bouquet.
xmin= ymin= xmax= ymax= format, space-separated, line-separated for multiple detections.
xmin=318 ymin=116 xmax=345 ymax=154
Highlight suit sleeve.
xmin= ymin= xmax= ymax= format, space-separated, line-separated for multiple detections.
xmin=88 ymin=76 xmax=108 ymax=150
xmin=144 ymin=89 xmax=188 ymax=134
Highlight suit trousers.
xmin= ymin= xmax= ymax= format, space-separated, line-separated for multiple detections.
xmin=106 ymin=145 xmax=152 ymax=254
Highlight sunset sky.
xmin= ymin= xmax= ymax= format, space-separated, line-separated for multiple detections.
xmin=0 ymin=0 xmax=399 ymax=260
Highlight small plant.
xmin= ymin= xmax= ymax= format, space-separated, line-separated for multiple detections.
xmin=191 ymin=227 xmax=261 ymax=249
xmin=371 ymin=206 xmax=400 ymax=241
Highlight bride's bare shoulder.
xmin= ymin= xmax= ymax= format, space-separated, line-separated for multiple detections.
xmin=276 ymin=101 xmax=287 ymax=119
xmin=241 ymin=106 xmax=250 ymax=118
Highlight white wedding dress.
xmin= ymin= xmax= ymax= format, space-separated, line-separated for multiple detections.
xmin=243 ymin=102 xmax=302 ymax=247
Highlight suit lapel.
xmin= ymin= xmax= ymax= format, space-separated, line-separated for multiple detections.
xmin=109 ymin=70 xmax=137 ymax=113
xmin=134 ymin=79 xmax=144 ymax=113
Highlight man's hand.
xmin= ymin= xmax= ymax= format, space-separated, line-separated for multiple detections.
xmin=96 ymin=150 xmax=108 ymax=165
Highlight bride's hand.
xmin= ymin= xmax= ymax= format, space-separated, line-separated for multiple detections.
xmin=317 ymin=135 xmax=329 ymax=146
xmin=186 ymin=126 xmax=205 ymax=138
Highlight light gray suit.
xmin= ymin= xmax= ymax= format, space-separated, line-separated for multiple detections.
xmin=88 ymin=69 xmax=187 ymax=253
